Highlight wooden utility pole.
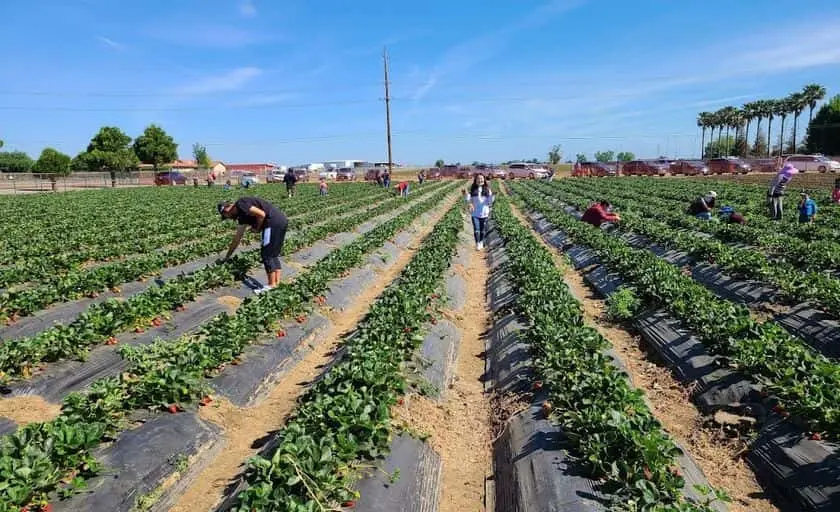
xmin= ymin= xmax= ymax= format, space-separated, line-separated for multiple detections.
xmin=383 ymin=47 xmax=393 ymax=174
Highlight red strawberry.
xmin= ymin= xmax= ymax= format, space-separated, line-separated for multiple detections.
xmin=167 ymin=404 xmax=179 ymax=414
xmin=175 ymin=305 xmax=185 ymax=312
xmin=105 ymin=336 xmax=118 ymax=346
xmin=430 ymin=318 xmax=437 ymax=325
xmin=42 ymin=505 xmax=53 ymax=512
xmin=810 ymin=432 xmax=822 ymax=441
xmin=134 ymin=327 xmax=145 ymax=334
xmin=532 ymin=380 xmax=544 ymax=391
xmin=669 ymin=466 xmax=682 ymax=478
xmin=151 ymin=318 xmax=162 ymax=327
xmin=231 ymin=357 xmax=242 ymax=366
xmin=403 ymin=327 xmax=412 ymax=333
xmin=643 ymin=466 xmax=653 ymax=480
xmin=541 ymin=401 xmax=552 ymax=417
xmin=277 ymin=329 xmax=287 ymax=338
xmin=341 ymin=501 xmax=355 ymax=508
xmin=397 ymin=398 xmax=404 ymax=405
xmin=295 ymin=315 xmax=307 ymax=324
xmin=199 ymin=396 xmax=213 ymax=406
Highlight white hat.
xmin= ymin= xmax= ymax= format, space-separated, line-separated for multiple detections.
xmin=708 ymin=191 xmax=717 ymax=198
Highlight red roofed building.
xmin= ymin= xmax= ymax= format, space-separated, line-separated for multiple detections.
xmin=226 ymin=163 xmax=278 ymax=174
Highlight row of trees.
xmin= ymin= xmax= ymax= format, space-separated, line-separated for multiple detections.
xmin=0 ymin=125 xmax=212 ymax=176
xmin=696 ymin=83 xmax=827 ymax=158
xmin=574 ymin=150 xmax=635 ymax=163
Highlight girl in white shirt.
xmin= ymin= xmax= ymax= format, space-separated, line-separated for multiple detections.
xmin=465 ymin=174 xmax=494 ymax=250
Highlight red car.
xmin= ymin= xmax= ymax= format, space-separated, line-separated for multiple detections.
xmin=584 ymin=162 xmax=617 ymax=177
xmin=441 ymin=165 xmax=460 ymax=178
xmin=620 ymin=160 xmax=668 ymax=176
xmin=335 ymin=167 xmax=357 ymax=181
xmin=707 ymin=157 xmax=751 ymax=175
xmin=425 ymin=168 xmax=443 ymax=180
xmin=670 ymin=160 xmax=709 ymax=176
xmin=154 ymin=171 xmax=187 ymax=185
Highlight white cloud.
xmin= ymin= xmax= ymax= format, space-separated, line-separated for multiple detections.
xmin=97 ymin=36 xmax=124 ymax=50
xmin=239 ymin=0 xmax=257 ymax=18
xmin=171 ymin=67 xmax=263 ymax=96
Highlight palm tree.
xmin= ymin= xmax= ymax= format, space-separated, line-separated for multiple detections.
xmin=764 ymin=99 xmax=777 ymax=157
xmin=802 ymin=83 xmax=827 ymax=124
xmin=697 ymin=112 xmax=711 ymax=157
xmin=742 ymin=101 xmax=759 ymax=157
xmin=714 ymin=108 xmax=726 ymax=151
xmin=775 ymin=97 xmax=793 ymax=157
xmin=717 ymin=106 xmax=738 ymax=155
xmin=750 ymin=101 xmax=766 ymax=156
xmin=789 ymin=92 xmax=807 ymax=153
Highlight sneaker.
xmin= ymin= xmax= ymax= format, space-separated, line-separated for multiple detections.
xmin=254 ymin=286 xmax=274 ymax=295
xmin=478 ymin=241 xmax=484 ymax=250
xmin=476 ymin=242 xmax=481 ymax=251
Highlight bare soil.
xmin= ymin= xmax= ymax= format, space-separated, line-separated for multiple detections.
xmin=0 ymin=395 xmax=61 ymax=425
xmin=505 ymin=196 xmax=777 ymax=512
xmin=169 ymin=193 xmax=459 ymax=512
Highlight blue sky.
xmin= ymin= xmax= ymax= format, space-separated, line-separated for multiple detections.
xmin=2 ymin=0 xmax=840 ymax=165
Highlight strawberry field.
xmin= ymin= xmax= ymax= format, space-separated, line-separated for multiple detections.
xmin=1 ymin=175 xmax=837 ymax=512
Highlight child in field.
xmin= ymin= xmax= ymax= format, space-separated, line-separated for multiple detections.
xmin=319 ymin=178 xmax=328 ymax=196
xmin=798 ymin=192 xmax=818 ymax=223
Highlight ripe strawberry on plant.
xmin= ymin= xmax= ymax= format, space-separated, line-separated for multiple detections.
xmin=151 ymin=317 xmax=162 ymax=327
xmin=134 ymin=326 xmax=145 ymax=333
xmin=810 ymin=432 xmax=822 ymax=441
xmin=199 ymin=396 xmax=213 ymax=406
xmin=167 ymin=404 xmax=180 ymax=414
xmin=341 ymin=501 xmax=355 ymax=508
xmin=105 ymin=336 xmax=118 ymax=346
xmin=295 ymin=314 xmax=307 ymax=324
xmin=276 ymin=329 xmax=287 ymax=338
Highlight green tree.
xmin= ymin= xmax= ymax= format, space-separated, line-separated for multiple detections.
xmin=0 ymin=139 xmax=4 ymax=150
xmin=805 ymin=94 xmax=840 ymax=155
xmin=616 ymin=151 xmax=635 ymax=162
xmin=78 ymin=126 xmax=138 ymax=172
xmin=193 ymin=143 xmax=211 ymax=170
xmin=594 ymin=150 xmax=615 ymax=162
xmin=133 ymin=124 xmax=178 ymax=171
xmin=0 ymin=151 xmax=34 ymax=173
xmin=33 ymin=148 xmax=72 ymax=175
xmin=547 ymin=144 xmax=563 ymax=165
xmin=704 ymin=135 xmax=736 ymax=158
xmin=802 ymin=83 xmax=827 ymax=125
xmin=750 ymin=133 xmax=768 ymax=157
xmin=575 ymin=153 xmax=587 ymax=163
xmin=434 ymin=159 xmax=444 ymax=168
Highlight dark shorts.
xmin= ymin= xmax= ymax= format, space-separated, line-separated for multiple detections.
xmin=261 ymin=219 xmax=288 ymax=272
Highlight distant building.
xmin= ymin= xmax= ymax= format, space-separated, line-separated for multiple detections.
xmin=138 ymin=160 xmax=226 ymax=176
xmin=323 ymin=159 xmax=366 ymax=169
xmin=226 ymin=163 xmax=278 ymax=176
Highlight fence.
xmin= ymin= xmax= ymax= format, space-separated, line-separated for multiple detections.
xmin=0 ymin=170 xmax=230 ymax=194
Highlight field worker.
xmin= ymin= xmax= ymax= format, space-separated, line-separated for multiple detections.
xmin=382 ymin=170 xmax=391 ymax=188
xmin=417 ymin=169 xmax=426 ymax=184
xmin=798 ymin=192 xmax=818 ymax=224
xmin=395 ymin=181 xmax=410 ymax=197
xmin=581 ymin=200 xmax=621 ymax=228
xmin=688 ymin=191 xmax=717 ymax=220
xmin=283 ymin=168 xmax=297 ymax=198
xmin=224 ymin=179 xmax=232 ymax=191
xmin=465 ymin=174 xmax=493 ymax=250
xmin=719 ymin=206 xmax=746 ymax=225
xmin=832 ymin=179 xmax=840 ymax=204
xmin=319 ymin=177 xmax=328 ymax=196
xmin=767 ymin=163 xmax=797 ymax=220
xmin=218 ymin=197 xmax=289 ymax=294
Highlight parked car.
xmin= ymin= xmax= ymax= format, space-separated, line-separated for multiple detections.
xmin=319 ymin=168 xmax=338 ymax=180
xmin=335 ymin=167 xmax=358 ymax=181
xmin=670 ymin=159 xmax=709 ymax=176
xmin=239 ymin=172 xmax=260 ymax=187
xmin=154 ymin=171 xmax=187 ymax=186
xmin=785 ymin=154 xmax=840 ymax=173
xmin=267 ymin=170 xmax=286 ymax=183
xmin=746 ymin=158 xmax=779 ymax=173
xmin=707 ymin=157 xmax=751 ymax=175
xmin=457 ymin=166 xmax=475 ymax=179
xmin=441 ymin=164 xmax=460 ymax=178
xmin=291 ymin=167 xmax=311 ymax=182
xmin=620 ymin=160 xmax=669 ymax=176
xmin=583 ymin=162 xmax=617 ymax=177
xmin=488 ymin=167 xmax=508 ymax=179
xmin=507 ymin=163 xmax=550 ymax=179
xmin=426 ymin=167 xmax=443 ymax=180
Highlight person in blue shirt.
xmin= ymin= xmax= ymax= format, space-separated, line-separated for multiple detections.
xmin=798 ymin=192 xmax=818 ymax=224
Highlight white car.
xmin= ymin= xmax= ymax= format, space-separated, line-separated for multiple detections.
xmin=239 ymin=172 xmax=260 ymax=186
xmin=319 ymin=169 xmax=338 ymax=180
xmin=785 ymin=154 xmax=840 ymax=173
xmin=267 ymin=170 xmax=285 ymax=183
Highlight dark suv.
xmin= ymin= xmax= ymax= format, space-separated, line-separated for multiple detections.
xmin=154 ymin=171 xmax=187 ymax=185
xmin=621 ymin=160 xmax=668 ymax=176
xmin=707 ymin=157 xmax=751 ymax=175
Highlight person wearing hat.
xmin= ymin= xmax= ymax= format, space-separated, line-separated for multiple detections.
xmin=798 ymin=192 xmax=818 ymax=224
xmin=688 ymin=191 xmax=717 ymax=220
xmin=767 ymin=163 xmax=797 ymax=220
xmin=218 ymin=196 xmax=288 ymax=294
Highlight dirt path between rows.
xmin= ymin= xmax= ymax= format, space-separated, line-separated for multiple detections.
xmin=0 ymin=395 xmax=61 ymax=425
xmin=169 ymin=193 xmax=459 ymax=512
xmin=394 ymin=225 xmax=493 ymax=512
xmin=504 ymin=195 xmax=777 ymax=512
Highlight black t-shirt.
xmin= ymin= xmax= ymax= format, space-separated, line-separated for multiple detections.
xmin=234 ymin=197 xmax=286 ymax=229
xmin=283 ymin=172 xmax=297 ymax=186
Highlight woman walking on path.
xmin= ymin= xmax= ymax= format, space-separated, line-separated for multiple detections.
xmin=767 ymin=163 xmax=798 ymax=220
xmin=465 ymin=174 xmax=493 ymax=250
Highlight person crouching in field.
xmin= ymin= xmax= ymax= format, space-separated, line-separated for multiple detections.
xmin=581 ymin=200 xmax=621 ymax=228
xmin=718 ymin=206 xmax=746 ymax=224
xmin=688 ymin=191 xmax=717 ymax=220
xmin=218 ymin=197 xmax=289 ymax=294
xmin=395 ymin=181 xmax=410 ymax=197
xmin=798 ymin=192 xmax=818 ymax=224
xmin=832 ymin=178 xmax=840 ymax=204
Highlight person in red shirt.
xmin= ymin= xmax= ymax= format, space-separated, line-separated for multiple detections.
xmin=581 ymin=200 xmax=621 ymax=227
xmin=395 ymin=181 xmax=410 ymax=197
xmin=832 ymin=179 xmax=840 ymax=204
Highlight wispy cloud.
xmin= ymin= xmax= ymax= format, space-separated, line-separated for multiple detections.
xmin=146 ymin=24 xmax=273 ymax=48
xmin=171 ymin=67 xmax=263 ymax=96
xmin=411 ymin=0 xmax=588 ymax=100
xmin=238 ymin=0 xmax=257 ymax=18
xmin=97 ymin=36 xmax=124 ymax=50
